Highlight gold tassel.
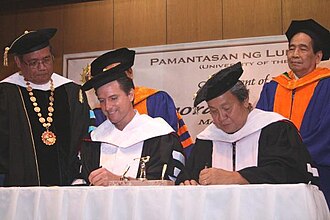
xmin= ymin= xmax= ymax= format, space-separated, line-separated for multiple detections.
xmin=79 ymin=64 xmax=93 ymax=103
xmin=79 ymin=64 xmax=92 ymax=103
xmin=3 ymin=47 xmax=9 ymax=66
xmin=80 ymin=64 xmax=91 ymax=84
xmin=193 ymin=93 xmax=198 ymax=114
xmin=79 ymin=89 xmax=84 ymax=103
xmin=193 ymin=106 xmax=198 ymax=115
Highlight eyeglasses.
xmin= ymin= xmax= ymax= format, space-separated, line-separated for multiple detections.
xmin=22 ymin=55 xmax=54 ymax=69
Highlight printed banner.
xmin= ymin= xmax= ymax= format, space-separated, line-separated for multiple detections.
xmin=63 ymin=35 xmax=298 ymax=140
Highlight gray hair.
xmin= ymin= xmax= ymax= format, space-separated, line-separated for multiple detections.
xmin=229 ymin=80 xmax=249 ymax=101
xmin=229 ymin=80 xmax=253 ymax=111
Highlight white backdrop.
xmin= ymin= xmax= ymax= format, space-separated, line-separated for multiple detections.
xmin=63 ymin=35 xmax=329 ymax=140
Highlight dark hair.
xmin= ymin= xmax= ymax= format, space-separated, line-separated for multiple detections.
xmin=290 ymin=32 xmax=322 ymax=55
xmin=309 ymin=35 xmax=322 ymax=54
xmin=116 ymin=75 xmax=135 ymax=95
xmin=17 ymin=45 xmax=54 ymax=61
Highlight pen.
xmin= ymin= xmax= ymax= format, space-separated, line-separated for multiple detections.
xmin=161 ymin=164 xmax=167 ymax=180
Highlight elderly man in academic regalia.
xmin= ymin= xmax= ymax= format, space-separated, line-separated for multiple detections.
xmin=256 ymin=19 xmax=330 ymax=206
xmin=181 ymin=62 xmax=319 ymax=186
xmin=0 ymin=28 xmax=90 ymax=186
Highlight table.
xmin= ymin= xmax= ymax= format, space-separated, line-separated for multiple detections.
xmin=0 ymin=184 xmax=329 ymax=220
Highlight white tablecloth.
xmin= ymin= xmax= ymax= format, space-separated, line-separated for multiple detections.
xmin=0 ymin=184 xmax=329 ymax=220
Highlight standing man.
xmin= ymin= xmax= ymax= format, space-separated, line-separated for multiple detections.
xmin=80 ymin=54 xmax=186 ymax=185
xmin=0 ymin=28 xmax=90 ymax=186
xmin=82 ymin=48 xmax=194 ymax=157
xmin=256 ymin=19 xmax=330 ymax=206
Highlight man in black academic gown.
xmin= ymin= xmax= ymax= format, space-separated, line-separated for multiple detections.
xmin=79 ymin=52 xmax=185 ymax=185
xmin=181 ymin=62 xmax=319 ymax=186
xmin=0 ymin=28 xmax=90 ymax=186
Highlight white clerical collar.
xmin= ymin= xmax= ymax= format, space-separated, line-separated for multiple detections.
xmin=91 ymin=111 xmax=174 ymax=148
xmin=0 ymin=72 xmax=73 ymax=90
xmin=197 ymin=109 xmax=286 ymax=142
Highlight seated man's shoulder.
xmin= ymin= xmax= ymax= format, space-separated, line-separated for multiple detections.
xmin=263 ymin=119 xmax=299 ymax=136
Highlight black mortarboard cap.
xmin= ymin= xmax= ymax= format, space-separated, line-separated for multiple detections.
xmin=90 ymin=48 xmax=135 ymax=77
xmin=285 ymin=19 xmax=330 ymax=60
xmin=81 ymin=48 xmax=135 ymax=91
xmin=193 ymin=62 xmax=243 ymax=107
xmin=4 ymin=28 xmax=57 ymax=66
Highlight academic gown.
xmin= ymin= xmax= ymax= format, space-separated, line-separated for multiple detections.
xmin=0 ymin=73 xmax=90 ymax=186
xmin=256 ymin=68 xmax=330 ymax=205
xmin=92 ymin=86 xmax=194 ymax=157
xmin=80 ymin=113 xmax=186 ymax=184
xmin=183 ymin=109 xmax=318 ymax=185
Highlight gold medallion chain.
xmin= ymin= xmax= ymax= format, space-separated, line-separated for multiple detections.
xmin=25 ymin=79 xmax=56 ymax=146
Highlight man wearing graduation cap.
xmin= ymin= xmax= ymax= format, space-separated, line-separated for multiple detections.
xmin=79 ymin=54 xmax=185 ymax=185
xmin=181 ymin=62 xmax=318 ymax=186
xmin=83 ymin=48 xmax=194 ymax=157
xmin=256 ymin=19 xmax=330 ymax=206
xmin=0 ymin=28 xmax=90 ymax=186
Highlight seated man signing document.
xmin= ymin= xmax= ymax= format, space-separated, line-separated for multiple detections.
xmin=181 ymin=62 xmax=319 ymax=186
xmin=80 ymin=51 xmax=185 ymax=186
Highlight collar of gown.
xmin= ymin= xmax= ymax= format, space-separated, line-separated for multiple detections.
xmin=197 ymin=109 xmax=286 ymax=143
xmin=91 ymin=111 xmax=175 ymax=148
xmin=0 ymin=72 xmax=73 ymax=90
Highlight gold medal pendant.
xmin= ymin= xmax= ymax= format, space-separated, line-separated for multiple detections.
xmin=41 ymin=130 xmax=57 ymax=146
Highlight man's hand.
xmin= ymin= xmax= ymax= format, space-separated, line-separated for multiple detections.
xmin=199 ymin=168 xmax=249 ymax=185
xmin=88 ymin=167 xmax=121 ymax=186
xmin=180 ymin=179 xmax=199 ymax=185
